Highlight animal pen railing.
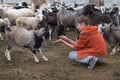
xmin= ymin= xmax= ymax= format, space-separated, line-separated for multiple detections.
xmin=45 ymin=0 xmax=104 ymax=6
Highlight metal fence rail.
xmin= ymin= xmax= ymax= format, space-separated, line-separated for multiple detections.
xmin=2 ymin=0 xmax=30 ymax=4
xmin=104 ymin=0 xmax=120 ymax=7
xmin=46 ymin=0 xmax=120 ymax=7
xmin=2 ymin=0 xmax=120 ymax=7
xmin=45 ymin=0 xmax=89 ymax=5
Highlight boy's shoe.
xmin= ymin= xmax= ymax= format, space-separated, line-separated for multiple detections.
xmin=88 ymin=57 xmax=98 ymax=69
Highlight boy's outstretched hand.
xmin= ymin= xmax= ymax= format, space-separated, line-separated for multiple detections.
xmin=59 ymin=35 xmax=68 ymax=40
xmin=52 ymin=39 xmax=63 ymax=43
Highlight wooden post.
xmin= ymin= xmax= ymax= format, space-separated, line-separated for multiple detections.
xmin=0 ymin=0 xmax=3 ymax=4
xmin=31 ymin=0 xmax=45 ymax=5
xmin=89 ymin=0 xmax=104 ymax=6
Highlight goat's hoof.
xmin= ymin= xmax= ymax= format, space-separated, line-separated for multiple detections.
xmin=45 ymin=59 xmax=48 ymax=62
xmin=0 ymin=39 xmax=3 ymax=41
xmin=7 ymin=58 xmax=11 ymax=61
xmin=43 ymin=58 xmax=48 ymax=62
xmin=35 ymin=60 xmax=39 ymax=63
xmin=110 ymin=53 xmax=115 ymax=55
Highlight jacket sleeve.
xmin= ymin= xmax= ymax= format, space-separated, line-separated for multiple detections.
xmin=73 ymin=35 xmax=89 ymax=50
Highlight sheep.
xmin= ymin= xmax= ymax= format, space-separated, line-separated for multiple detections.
xmin=15 ymin=9 xmax=45 ymax=30
xmin=5 ymin=26 xmax=51 ymax=62
xmin=40 ymin=3 xmax=49 ymax=10
xmin=13 ymin=2 xmax=28 ymax=9
xmin=73 ymin=5 xmax=84 ymax=11
xmin=16 ymin=17 xmax=41 ymax=30
xmin=0 ymin=17 xmax=11 ymax=40
xmin=0 ymin=7 xmax=35 ymax=25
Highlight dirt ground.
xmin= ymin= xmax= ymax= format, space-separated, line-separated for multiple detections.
xmin=0 ymin=29 xmax=120 ymax=80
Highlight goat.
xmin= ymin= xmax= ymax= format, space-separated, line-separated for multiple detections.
xmin=99 ymin=23 xmax=120 ymax=55
xmin=83 ymin=4 xmax=112 ymax=26
xmin=57 ymin=8 xmax=84 ymax=36
xmin=5 ymin=26 xmax=51 ymax=62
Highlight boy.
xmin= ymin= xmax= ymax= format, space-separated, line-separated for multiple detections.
xmin=53 ymin=15 xmax=108 ymax=69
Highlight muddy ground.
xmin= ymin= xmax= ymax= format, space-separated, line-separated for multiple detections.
xmin=0 ymin=29 xmax=120 ymax=80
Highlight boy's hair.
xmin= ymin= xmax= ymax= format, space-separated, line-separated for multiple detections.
xmin=75 ymin=15 xmax=89 ymax=25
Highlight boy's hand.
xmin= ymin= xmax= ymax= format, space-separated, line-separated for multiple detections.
xmin=52 ymin=39 xmax=63 ymax=43
xmin=59 ymin=35 xmax=67 ymax=40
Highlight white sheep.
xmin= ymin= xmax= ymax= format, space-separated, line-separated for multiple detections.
xmin=0 ymin=7 xmax=35 ymax=25
xmin=16 ymin=17 xmax=41 ymax=30
xmin=15 ymin=9 xmax=45 ymax=30
xmin=5 ymin=26 xmax=51 ymax=62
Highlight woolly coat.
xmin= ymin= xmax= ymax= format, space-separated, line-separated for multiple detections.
xmin=73 ymin=25 xmax=108 ymax=59
xmin=7 ymin=26 xmax=43 ymax=48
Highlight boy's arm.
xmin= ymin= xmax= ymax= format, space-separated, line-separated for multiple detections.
xmin=61 ymin=39 xmax=74 ymax=49
xmin=52 ymin=39 xmax=74 ymax=49
xmin=59 ymin=35 xmax=76 ymax=45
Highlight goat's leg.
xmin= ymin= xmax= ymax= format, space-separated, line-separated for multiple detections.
xmin=0 ymin=32 xmax=4 ymax=40
xmin=110 ymin=47 xmax=116 ymax=55
xmin=66 ymin=27 xmax=70 ymax=31
xmin=117 ymin=15 xmax=120 ymax=26
xmin=110 ymin=43 xmax=119 ymax=55
xmin=116 ymin=43 xmax=120 ymax=51
xmin=31 ymin=49 xmax=39 ymax=63
xmin=5 ymin=46 xmax=11 ymax=61
xmin=117 ymin=47 xmax=120 ymax=51
xmin=33 ymin=54 xmax=39 ymax=63
xmin=48 ymin=25 xmax=52 ymax=41
xmin=38 ymin=47 xmax=48 ymax=61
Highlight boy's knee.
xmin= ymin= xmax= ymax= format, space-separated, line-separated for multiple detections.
xmin=68 ymin=52 xmax=73 ymax=59
xmin=68 ymin=51 xmax=77 ymax=60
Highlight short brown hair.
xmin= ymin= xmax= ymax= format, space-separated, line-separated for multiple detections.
xmin=75 ymin=15 xmax=89 ymax=25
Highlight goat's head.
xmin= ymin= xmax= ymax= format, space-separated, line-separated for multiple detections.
xmin=83 ymin=4 xmax=95 ymax=16
xmin=36 ymin=9 xmax=46 ymax=21
xmin=98 ymin=23 xmax=112 ymax=34
xmin=98 ymin=23 xmax=106 ymax=34
xmin=35 ymin=27 xmax=52 ymax=41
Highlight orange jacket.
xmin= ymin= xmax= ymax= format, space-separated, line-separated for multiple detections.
xmin=73 ymin=25 xmax=108 ymax=59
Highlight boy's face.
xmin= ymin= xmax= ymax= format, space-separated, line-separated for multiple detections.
xmin=76 ymin=23 xmax=86 ymax=32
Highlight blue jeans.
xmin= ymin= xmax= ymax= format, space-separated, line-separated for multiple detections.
xmin=69 ymin=51 xmax=102 ymax=64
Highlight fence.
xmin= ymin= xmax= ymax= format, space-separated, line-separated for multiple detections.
xmin=2 ymin=0 xmax=31 ymax=4
xmin=45 ymin=0 xmax=89 ymax=5
xmin=45 ymin=0 xmax=120 ymax=7
xmin=104 ymin=0 xmax=120 ymax=7
xmin=1 ymin=0 xmax=120 ymax=7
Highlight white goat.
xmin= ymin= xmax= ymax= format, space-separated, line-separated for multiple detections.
xmin=5 ymin=26 xmax=51 ymax=62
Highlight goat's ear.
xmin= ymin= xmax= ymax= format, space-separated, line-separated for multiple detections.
xmin=5 ymin=27 xmax=11 ymax=31
xmin=42 ymin=10 xmax=46 ymax=15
